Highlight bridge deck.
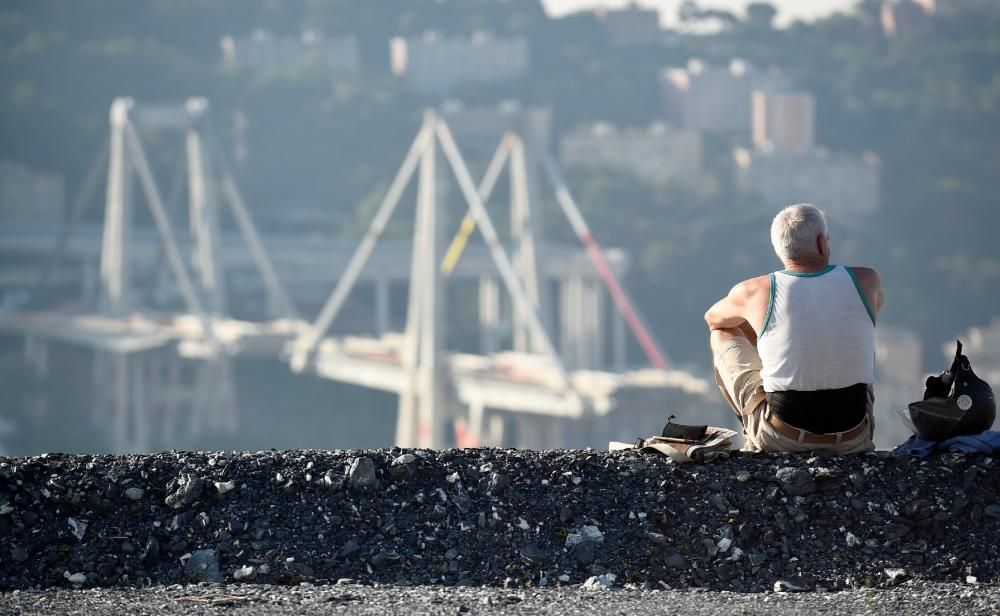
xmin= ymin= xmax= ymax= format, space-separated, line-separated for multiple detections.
xmin=0 ymin=311 xmax=710 ymax=419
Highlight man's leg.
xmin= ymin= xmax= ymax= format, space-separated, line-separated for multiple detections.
xmin=711 ymin=328 xmax=748 ymax=418
xmin=710 ymin=326 xmax=767 ymax=451
xmin=709 ymin=326 xmax=747 ymax=356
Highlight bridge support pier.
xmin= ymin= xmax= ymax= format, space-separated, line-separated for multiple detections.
xmin=91 ymin=348 xmax=235 ymax=452
xmin=374 ymin=277 xmax=391 ymax=336
xmin=559 ymin=275 xmax=605 ymax=371
xmin=478 ymin=274 xmax=501 ymax=355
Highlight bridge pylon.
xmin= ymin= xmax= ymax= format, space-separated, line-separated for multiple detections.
xmin=289 ymin=110 xmax=580 ymax=449
xmin=10 ymin=96 xmax=300 ymax=452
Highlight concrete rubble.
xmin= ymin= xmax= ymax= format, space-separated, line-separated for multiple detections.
xmin=0 ymin=448 xmax=998 ymax=591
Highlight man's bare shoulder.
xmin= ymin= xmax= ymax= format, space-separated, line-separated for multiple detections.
xmin=731 ymin=274 xmax=772 ymax=298
xmin=847 ymin=266 xmax=882 ymax=286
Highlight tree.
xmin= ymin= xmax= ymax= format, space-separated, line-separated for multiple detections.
xmin=745 ymin=3 xmax=777 ymax=29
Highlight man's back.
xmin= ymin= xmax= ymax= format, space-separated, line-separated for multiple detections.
xmin=758 ymin=264 xmax=875 ymax=392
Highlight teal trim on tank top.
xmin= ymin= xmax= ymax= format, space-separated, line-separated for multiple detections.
xmin=779 ymin=264 xmax=836 ymax=277
xmin=761 ymin=272 xmax=775 ymax=333
xmin=845 ymin=266 xmax=877 ymax=325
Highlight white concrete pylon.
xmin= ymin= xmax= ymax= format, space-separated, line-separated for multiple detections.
xmin=433 ymin=119 xmax=577 ymax=396
xmin=124 ymin=118 xmax=218 ymax=352
xmin=509 ymin=137 xmax=544 ymax=355
xmin=185 ymin=100 xmax=225 ymax=316
xmin=99 ymin=98 xmax=134 ymax=316
xmin=397 ymin=111 xmax=448 ymax=449
xmin=290 ymin=125 xmax=433 ymax=373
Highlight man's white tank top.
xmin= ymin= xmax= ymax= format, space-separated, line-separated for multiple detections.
xmin=757 ymin=265 xmax=876 ymax=392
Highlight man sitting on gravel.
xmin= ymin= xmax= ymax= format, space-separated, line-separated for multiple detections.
xmin=703 ymin=203 xmax=883 ymax=452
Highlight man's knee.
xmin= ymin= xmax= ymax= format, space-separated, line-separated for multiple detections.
xmin=709 ymin=326 xmax=746 ymax=354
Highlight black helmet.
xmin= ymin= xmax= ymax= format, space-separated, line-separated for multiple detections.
xmin=907 ymin=340 xmax=996 ymax=441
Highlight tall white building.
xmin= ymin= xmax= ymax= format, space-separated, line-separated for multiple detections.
xmin=390 ymin=32 xmax=530 ymax=95
xmin=660 ymin=59 xmax=788 ymax=133
xmin=220 ymin=30 xmax=360 ymax=76
xmin=881 ymin=0 xmax=932 ymax=37
xmin=0 ymin=160 xmax=64 ymax=224
xmin=751 ymin=90 xmax=816 ymax=154
xmin=560 ymin=122 xmax=703 ymax=188
xmin=733 ymin=147 xmax=880 ymax=219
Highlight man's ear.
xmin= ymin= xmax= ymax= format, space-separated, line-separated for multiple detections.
xmin=817 ymin=234 xmax=827 ymax=258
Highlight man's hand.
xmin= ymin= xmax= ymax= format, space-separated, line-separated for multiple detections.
xmin=737 ymin=320 xmax=758 ymax=347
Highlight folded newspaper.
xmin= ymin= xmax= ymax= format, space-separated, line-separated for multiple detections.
xmin=610 ymin=425 xmax=738 ymax=463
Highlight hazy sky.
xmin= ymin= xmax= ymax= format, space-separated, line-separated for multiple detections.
xmin=542 ymin=0 xmax=860 ymax=27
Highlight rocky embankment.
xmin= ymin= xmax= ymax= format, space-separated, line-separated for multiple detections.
xmin=1 ymin=448 xmax=998 ymax=592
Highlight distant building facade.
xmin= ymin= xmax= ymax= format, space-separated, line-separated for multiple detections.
xmin=660 ymin=59 xmax=787 ymax=133
xmin=0 ymin=160 xmax=65 ymax=224
xmin=220 ymin=29 xmax=360 ymax=76
xmin=560 ymin=122 xmax=702 ymax=188
xmin=921 ymin=0 xmax=1000 ymax=15
xmin=596 ymin=3 xmax=663 ymax=46
xmin=733 ymin=147 xmax=880 ymax=219
xmin=390 ymin=32 xmax=529 ymax=94
xmin=751 ymin=91 xmax=815 ymax=154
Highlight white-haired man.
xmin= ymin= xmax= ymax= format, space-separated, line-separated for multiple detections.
xmin=704 ymin=204 xmax=884 ymax=452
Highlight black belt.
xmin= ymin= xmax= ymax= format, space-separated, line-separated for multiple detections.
xmin=766 ymin=383 xmax=869 ymax=434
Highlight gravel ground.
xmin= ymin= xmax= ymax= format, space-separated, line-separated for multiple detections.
xmin=2 ymin=448 xmax=998 ymax=592
xmin=1 ymin=582 xmax=998 ymax=616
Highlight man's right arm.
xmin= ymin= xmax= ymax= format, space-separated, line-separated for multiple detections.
xmin=850 ymin=267 xmax=884 ymax=315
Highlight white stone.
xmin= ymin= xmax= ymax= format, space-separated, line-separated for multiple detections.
xmin=214 ymin=480 xmax=236 ymax=494
xmin=566 ymin=525 xmax=604 ymax=548
xmin=845 ymin=532 xmax=861 ymax=547
xmin=125 ymin=487 xmax=145 ymax=501
xmin=67 ymin=517 xmax=87 ymax=541
xmin=64 ymin=572 xmax=86 ymax=585
xmin=233 ymin=565 xmax=255 ymax=581
xmin=582 ymin=573 xmax=616 ymax=590
xmin=0 ymin=504 xmax=13 ymax=515
xmin=884 ymin=568 xmax=906 ymax=582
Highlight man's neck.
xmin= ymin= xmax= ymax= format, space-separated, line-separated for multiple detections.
xmin=782 ymin=258 xmax=830 ymax=273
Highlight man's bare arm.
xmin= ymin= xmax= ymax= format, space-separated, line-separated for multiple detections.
xmin=704 ymin=281 xmax=752 ymax=331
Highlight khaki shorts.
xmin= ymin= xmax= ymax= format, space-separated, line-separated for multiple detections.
xmin=712 ymin=335 xmax=874 ymax=454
